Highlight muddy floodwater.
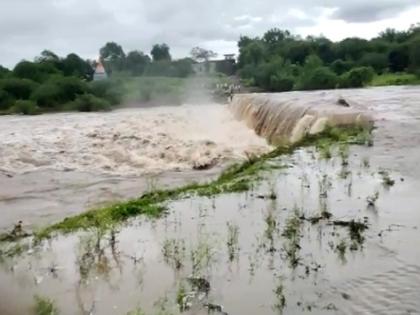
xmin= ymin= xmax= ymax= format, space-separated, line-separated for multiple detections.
xmin=1 ymin=86 xmax=420 ymax=315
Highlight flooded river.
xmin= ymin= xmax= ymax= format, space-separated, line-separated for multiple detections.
xmin=0 ymin=86 xmax=420 ymax=314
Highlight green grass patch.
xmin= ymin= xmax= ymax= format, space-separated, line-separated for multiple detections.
xmin=33 ymin=295 xmax=59 ymax=315
xmin=369 ymin=73 xmax=420 ymax=87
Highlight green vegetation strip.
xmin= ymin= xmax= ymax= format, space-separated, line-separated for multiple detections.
xmin=1 ymin=126 xmax=371 ymax=243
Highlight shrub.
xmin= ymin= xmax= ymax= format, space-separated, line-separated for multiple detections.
xmin=0 ymin=78 xmax=37 ymax=99
xmin=297 ymin=67 xmax=339 ymax=90
xmin=13 ymin=61 xmax=61 ymax=82
xmin=269 ymin=75 xmax=295 ymax=92
xmin=340 ymin=66 xmax=375 ymax=88
xmin=31 ymin=83 xmax=63 ymax=108
xmin=68 ymin=94 xmax=111 ymax=112
xmin=31 ymin=76 xmax=88 ymax=108
xmin=9 ymin=100 xmax=40 ymax=115
xmin=0 ymin=89 xmax=14 ymax=110
xmin=89 ymin=80 xmax=123 ymax=105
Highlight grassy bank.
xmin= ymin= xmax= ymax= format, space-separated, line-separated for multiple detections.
xmin=15 ymin=126 xmax=371 ymax=241
xmin=369 ymin=73 xmax=420 ymax=87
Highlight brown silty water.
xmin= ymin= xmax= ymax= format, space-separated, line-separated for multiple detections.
xmin=0 ymin=86 xmax=420 ymax=315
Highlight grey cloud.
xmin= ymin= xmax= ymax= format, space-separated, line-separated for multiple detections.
xmin=0 ymin=0 xmax=418 ymax=67
xmin=329 ymin=0 xmax=419 ymax=22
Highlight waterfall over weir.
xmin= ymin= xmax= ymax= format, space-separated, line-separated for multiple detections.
xmin=229 ymin=92 xmax=373 ymax=145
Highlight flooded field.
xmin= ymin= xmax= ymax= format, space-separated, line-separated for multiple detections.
xmin=1 ymin=86 xmax=420 ymax=315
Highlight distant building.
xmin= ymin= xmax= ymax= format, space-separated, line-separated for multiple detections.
xmin=192 ymin=54 xmax=236 ymax=76
xmin=93 ymin=60 xmax=107 ymax=81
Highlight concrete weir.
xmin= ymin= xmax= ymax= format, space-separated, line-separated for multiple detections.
xmin=229 ymin=93 xmax=373 ymax=145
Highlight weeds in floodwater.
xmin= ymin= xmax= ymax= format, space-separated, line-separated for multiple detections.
xmin=162 ymin=239 xmax=186 ymax=270
xmin=317 ymin=140 xmax=332 ymax=159
xmin=191 ymin=237 xmax=215 ymax=276
xmin=126 ymin=307 xmax=146 ymax=315
xmin=176 ymin=283 xmax=188 ymax=312
xmin=273 ymin=278 xmax=286 ymax=313
xmin=226 ymin=222 xmax=240 ymax=262
xmin=367 ymin=191 xmax=380 ymax=207
xmin=362 ymin=157 xmax=370 ymax=168
xmin=264 ymin=211 xmax=278 ymax=252
xmin=319 ymin=174 xmax=331 ymax=198
xmin=34 ymin=295 xmax=59 ymax=315
xmin=339 ymin=143 xmax=350 ymax=166
xmin=336 ymin=240 xmax=347 ymax=261
xmin=379 ymin=170 xmax=395 ymax=187
xmin=282 ymin=210 xmax=302 ymax=268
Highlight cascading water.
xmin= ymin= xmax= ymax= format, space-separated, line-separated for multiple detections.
xmin=229 ymin=92 xmax=373 ymax=145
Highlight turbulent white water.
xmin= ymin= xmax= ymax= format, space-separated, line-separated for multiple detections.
xmin=230 ymin=92 xmax=372 ymax=144
xmin=0 ymin=104 xmax=271 ymax=176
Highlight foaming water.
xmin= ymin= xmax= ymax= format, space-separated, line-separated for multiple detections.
xmin=230 ymin=92 xmax=372 ymax=144
xmin=0 ymin=104 xmax=270 ymax=176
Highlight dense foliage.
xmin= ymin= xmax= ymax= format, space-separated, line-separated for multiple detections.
xmin=237 ymin=25 xmax=420 ymax=91
xmin=0 ymin=42 xmax=195 ymax=114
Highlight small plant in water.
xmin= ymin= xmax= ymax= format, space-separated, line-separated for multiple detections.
xmin=126 ymin=307 xmax=146 ymax=315
xmin=162 ymin=239 xmax=186 ymax=270
xmin=190 ymin=237 xmax=215 ymax=276
xmin=282 ymin=209 xmax=302 ymax=267
xmin=336 ymin=240 xmax=347 ymax=261
xmin=264 ymin=211 xmax=277 ymax=252
xmin=226 ymin=222 xmax=240 ymax=262
xmin=366 ymin=191 xmax=379 ymax=207
xmin=34 ymin=295 xmax=59 ymax=315
xmin=362 ymin=157 xmax=370 ymax=168
xmin=273 ymin=278 xmax=286 ymax=313
xmin=379 ymin=170 xmax=395 ymax=187
xmin=176 ymin=283 xmax=188 ymax=312
xmin=339 ymin=143 xmax=349 ymax=166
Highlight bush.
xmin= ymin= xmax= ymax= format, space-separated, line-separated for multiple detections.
xmin=297 ymin=67 xmax=339 ymax=90
xmin=9 ymin=100 xmax=40 ymax=115
xmin=330 ymin=59 xmax=354 ymax=75
xmin=0 ymin=78 xmax=37 ymax=99
xmin=0 ymin=89 xmax=14 ymax=110
xmin=13 ymin=61 xmax=61 ymax=82
xmin=269 ymin=74 xmax=295 ymax=92
xmin=31 ymin=76 xmax=88 ymax=108
xmin=89 ymin=80 xmax=123 ymax=105
xmin=340 ymin=67 xmax=375 ymax=88
xmin=68 ymin=94 xmax=111 ymax=112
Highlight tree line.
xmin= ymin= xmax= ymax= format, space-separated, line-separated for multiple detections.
xmin=0 ymin=42 xmax=200 ymax=114
xmin=237 ymin=25 xmax=420 ymax=91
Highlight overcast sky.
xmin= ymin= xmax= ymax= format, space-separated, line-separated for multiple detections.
xmin=1 ymin=0 xmax=420 ymax=68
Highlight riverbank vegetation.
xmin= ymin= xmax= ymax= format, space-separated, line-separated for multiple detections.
xmin=237 ymin=25 xmax=420 ymax=91
xmin=0 ymin=43 xmax=199 ymax=115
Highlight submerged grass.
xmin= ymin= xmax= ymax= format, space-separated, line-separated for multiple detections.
xmin=9 ymin=125 xmax=372 ymax=243
xmin=34 ymin=295 xmax=59 ymax=315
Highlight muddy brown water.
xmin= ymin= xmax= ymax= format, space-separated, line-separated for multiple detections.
xmin=1 ymin=86 xmax=420 ymax=315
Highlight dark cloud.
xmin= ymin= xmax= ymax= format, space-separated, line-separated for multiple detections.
xmin=329 ymin=0 xmax=419 ymax=22
xmin=0 ymin=0 xmax=418 ymax=67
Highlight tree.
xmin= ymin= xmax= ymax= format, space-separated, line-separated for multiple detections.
xmin=359 ymin=52 xmax=388 ymax=73
xmin=190 ymin=47 xmax=217 ymax=62
xmin=389 ymin=45 xmax=410 ymax=72
xmin=151 ymin=43 xmax=171 ymax=62
xmin=62 ymin=53 xmax=93 ymax=79
xmin=100 ymin=42 xmax=126 ymax=73
xmin=408 ymin=39 xmax=420 ymax=73
xmin=125 ymin=50 xmax=151 ymax=76
xmin=0 ymin=65 xmax=10 ymax=78
xmin=13 ymin=61 xmax=60 ymax=82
